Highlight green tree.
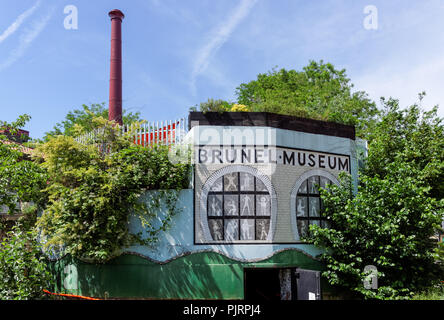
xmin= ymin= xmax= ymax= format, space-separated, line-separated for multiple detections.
xmin=235 ymin=61 xmax=378 ymax=138
xmin=309 ymin=99 xmax=444 ymax=299
xmin=363 ymin=96 xmax=444 ymax=200
xmin=43 ymin=103 xmax=142 ymax=141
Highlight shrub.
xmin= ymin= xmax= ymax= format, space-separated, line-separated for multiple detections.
xmin=0 ymin=224 xmax=53 ymax=300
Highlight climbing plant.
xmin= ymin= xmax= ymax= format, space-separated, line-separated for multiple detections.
xmin=0 ymin=115 xmax=48 ymax=218
xmin=0 ymin=115 xmax=54 ymax=299
xmin=0 ymin=224 xmax=53 ymax=300
xmin=35 ymin=116 xmax=191 ymax=262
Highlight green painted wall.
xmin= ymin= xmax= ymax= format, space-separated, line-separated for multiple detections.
xmin=49 ymin=249 xmax=323 ymax=299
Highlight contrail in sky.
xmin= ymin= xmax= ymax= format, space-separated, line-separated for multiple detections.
xmin=191 ymin=0 xmax=258 ymax=94
xmin=0 ymin=0 xmax=41 ymax=44
xmin=0 ymin=6 xmax=54 ymax=71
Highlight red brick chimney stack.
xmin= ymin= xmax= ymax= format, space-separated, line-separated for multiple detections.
xmin=108 ymin=9 xmax=124 ymax=125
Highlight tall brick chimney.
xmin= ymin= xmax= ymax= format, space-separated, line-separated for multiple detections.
xmin=108 ymin=9 xmax=124 ymax=125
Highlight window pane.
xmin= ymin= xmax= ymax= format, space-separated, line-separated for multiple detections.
xmin=209 ymin=219 xmax=223 ymax=240
xmin=240 ymin=195 xmax=254 ymax=216
xmin=239 ymin=173 xmax=254 ymax=191
xmin=297 ymin=220 xmax=308 ymax=239
xmin=240 ymin=219 xmax=255 ymax=240
xmin=296 ymin=197 xmax=308 ymax=217
xmin=224 ymin=195 xmax=239 ymax=216
xmin=309 ymin=197 xmax=320 ymax=217
xmin=206 ymin=170 xmax=274 ymax=242
xmin=308 ymin=176 xmax=320 ymax=194
xmin=210 ymin=177 xmax=223 ymax=192
xmin=256 ymin=219 xmax=270 ymax=240
xmin=224 ymin=219 xmax=239 ymax=241
xmin=208 ymin=195 xmax=222 ymax=216
xmin=321 ymin=220 xmax=331 ymax=229
xmin=256 ymin=195 xmax=271 ymax=216
xmin=298 ymin=180 xmax=307 ymax=194
xmin=255 ymin=178 xmax=267 ymax=192
xmin=224 ymin=173 xmax=238 ymax=191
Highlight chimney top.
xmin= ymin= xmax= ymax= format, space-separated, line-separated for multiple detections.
xmin=108 ymin=9 xmax=124 ymax=21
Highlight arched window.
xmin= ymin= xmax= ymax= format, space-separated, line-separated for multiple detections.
xmin=200 ymin=166 xmax=277 ymax=242
xmin=290 ymin=170 xmax=339 ymax=240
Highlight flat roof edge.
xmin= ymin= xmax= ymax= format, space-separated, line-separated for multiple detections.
xmin=188 ymin=112 xmax=355 ymax=140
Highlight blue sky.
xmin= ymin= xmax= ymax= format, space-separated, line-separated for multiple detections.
xmin=0 ymin=0 xmax=443 ymax=139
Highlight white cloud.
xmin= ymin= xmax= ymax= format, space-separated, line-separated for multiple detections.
xmin=190 ymin=0 xmax=258 ymax=94
xmin=0 ymin=6 xmax=54 ymax=72
xmin=0 ymin=0 xmax=41 ymax=44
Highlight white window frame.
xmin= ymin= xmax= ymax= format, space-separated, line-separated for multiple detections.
xmin=199 ymin=165 xmax=278 ymax=243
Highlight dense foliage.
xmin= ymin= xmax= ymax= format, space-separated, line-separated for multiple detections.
xmin=309 ymin=99 xmax=444 ymax=299
xmin=192 ymin=98 xmax=232 ymax=113
xmin=1 ymin=112 xmax=191 ymax=298
xmin=43 ymin=103 xmax=142 ymax=141
xmin=36 ymin=117 xmax=191 ymax=262
xmin=195 ymin=61 xmax=378 ymax=138
xmin=236 ymin=61 xmax=378 ymax=137
xmin=364 ymin=96 xmax=444 ymax=200
xmin=0 ymin=224 xmax=53 ymax=299
xmin=0 ymin=115 xmax=48 ymax=217
xmin=0 ymin=116 xmax=53 ymax=299
xmin=411 ymin=282 xmax=444 ymax=300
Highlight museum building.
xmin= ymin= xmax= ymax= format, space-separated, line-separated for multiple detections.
xmin=47 ymin=9 xmax=362 ymax=300
xmin=49 ymin=111 xmax=360 ymax=300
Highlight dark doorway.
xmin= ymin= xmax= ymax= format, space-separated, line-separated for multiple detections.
xmin=244 ymin=268 xmax=281 ymax=301
xmin=244 ymin=267 xmax=322 ymax=300
xmin=295 ymin=268 xmax=321 ymax=300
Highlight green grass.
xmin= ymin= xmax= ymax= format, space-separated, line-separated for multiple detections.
xmin=411 ymin=284 xmax=444 ymax=300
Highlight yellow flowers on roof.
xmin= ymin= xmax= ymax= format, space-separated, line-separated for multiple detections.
xmin=230 ymin=104 xmax=250 ymax=112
